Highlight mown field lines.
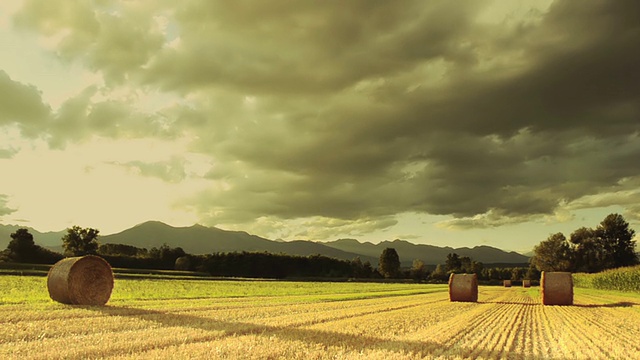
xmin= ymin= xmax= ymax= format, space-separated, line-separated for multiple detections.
xmin=1 ymin=282 xmax=639 ymax=359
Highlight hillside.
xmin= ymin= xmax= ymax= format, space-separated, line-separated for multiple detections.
xmin=0 ymin=224 xmax=65 ymax=250
xmin=100 ymin=221 xmax=529 ymax=266
xmin=323 ymin=239 xmax=530 ymax=266
xmin=99 ymin=221 xmax=369 ymax=262
xmin=1 ymin=221 xmax=530 ymax=266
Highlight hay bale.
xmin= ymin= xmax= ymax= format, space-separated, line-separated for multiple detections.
xmin=47 ymin=255 xmax=114 ymax=305
xmin=503 ymin=280 xmax=512 ymax=287
xmin=522 ymin=279 xmax=531 ymax=288
xmin=448 ymin=273 xmax=478 ymax=302
xmin=541 ymin=271 xmax=573 ymax=305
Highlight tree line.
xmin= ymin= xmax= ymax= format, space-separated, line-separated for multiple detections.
xmin=2 ymin=226 xmax=534 ymax=281
xmin=530 ymin=213 xmax=639 ymax=273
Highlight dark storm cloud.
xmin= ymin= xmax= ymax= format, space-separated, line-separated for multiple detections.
xmin=11 ymin=0 xmax=640 ymax=231
xmin=145 ymin=0 xmax=484 ymax=94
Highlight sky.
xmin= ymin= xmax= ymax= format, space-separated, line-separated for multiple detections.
xmin=1 ymin=0 xmax=639 ymax=253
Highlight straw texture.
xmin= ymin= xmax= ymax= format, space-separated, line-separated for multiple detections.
xmin=47 ymin=255 xmax=114 ymax=305
xmin=449 ymin=273 xmax=478 ymax=302
xmin=541 ymin=271 xmax=573 ymax=305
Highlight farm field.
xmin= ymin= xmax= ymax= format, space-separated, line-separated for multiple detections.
xmin=1 ymin=276 xmax=640 ymax=359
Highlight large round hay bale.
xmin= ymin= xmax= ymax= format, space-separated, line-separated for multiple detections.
xmin=503 ymin=280 xmax=512 ymax=287
xmin=448 ymin=273 xmax=478 ymax=302
xmin=174 ymin=255 xmax=191 ymax=271
xmin=47 ymin=255 xmax=114 ymax=306
xmin=522 ymin=279 xmax=531 ymax=288
xmin=541 ymin=271 xmax=573 ymax=305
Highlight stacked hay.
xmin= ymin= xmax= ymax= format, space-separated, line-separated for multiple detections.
xmin=47 ymin=255 xmax=114 ymax=306
xmin=503 ymin=280 xmax=512 ymax=287
xmin=541 ymin=271 xmax=573 ymax=305
xmin=522 ymin=279 xmax=532 ymax=288
xmin=449 ymin=273 xmax=478 ymax=302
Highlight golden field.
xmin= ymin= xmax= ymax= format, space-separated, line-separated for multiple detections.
xmin=1 ymin=280 xmax=639 ymax=359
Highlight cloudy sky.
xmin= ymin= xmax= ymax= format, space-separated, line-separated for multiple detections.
xmin=1 ymin=0 xmax=639 ymax=252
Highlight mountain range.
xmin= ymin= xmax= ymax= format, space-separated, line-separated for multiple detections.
xmin=0 ymin=221 xmax=530 ymax=266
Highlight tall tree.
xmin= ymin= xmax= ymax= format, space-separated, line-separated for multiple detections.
xmin=7 ymin=228 xmax=36 ymax=262
xmin=531 ymin=233 xmax=573 ymax=272
xmin=431 ymin=264 xmax=447 ymax=281
xmin=411 ymin=259 xmax=426 ymax=281
xmin=378 ymin=248 xmax=401 ymax=278
xmin=62 ymin=226 xmax=100 ymax=256
xmin=569 ymin=226 xmax=604 ymax=273
xmin=445 ymin=253 xmax=462 ymax=272
xmin=595 ymin=213 xmax=638 ymax=269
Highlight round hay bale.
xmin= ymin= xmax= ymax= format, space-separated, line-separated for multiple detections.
xmin=47 ymin=255 xmax=114 ymax=306
xmin=522 ymin=279 xmax=531 ymax=288
xmin=448 ymin=273 xmax=478 ymax=302
xmin=541 ymin=271 xmax=573 ymax=305
xmin=503 ymin=280 xmax=512 ymax=287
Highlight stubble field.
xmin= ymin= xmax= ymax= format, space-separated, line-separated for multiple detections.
xmin=1 ymin=276 xmax=639 ymax=359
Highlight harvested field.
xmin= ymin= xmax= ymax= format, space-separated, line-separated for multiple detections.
xmin=1 ymin=278 xmax=639 ymax=359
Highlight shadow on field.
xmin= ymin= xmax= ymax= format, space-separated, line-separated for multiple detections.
xmin=574 ymin=301 xmax=639 ymax=308
xmin=82 ymin=305 xmax=566 ymax=360
xmin=481 ymin=300 xmax=639 ymax=308
xmin=479 ymin=301 xmax=539 ymax=306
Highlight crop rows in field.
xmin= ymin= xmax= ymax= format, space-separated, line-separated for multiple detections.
xmin=1 ymin=285 xmax=640 ymax=359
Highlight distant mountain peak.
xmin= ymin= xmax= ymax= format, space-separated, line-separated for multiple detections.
xmin=2 ymin=220 xmax=532 ymax=266
xmin=133 ymin=220 xmax=171 ymax=228
xmin=334 ymin=238 xmax=361 ymax=244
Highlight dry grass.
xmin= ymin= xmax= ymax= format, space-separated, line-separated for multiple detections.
xmin=1 ymin=283 xmax=640 ymax=359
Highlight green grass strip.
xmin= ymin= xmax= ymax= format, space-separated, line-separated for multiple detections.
xmin=0 ymin=274 xmax=447 ymax=305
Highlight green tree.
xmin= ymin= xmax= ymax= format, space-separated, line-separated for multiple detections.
xmin=350 ymin=257 xmax=374 ymax=278
xmin=431 ymin=264 xmax=448 ymax=281
xmin=470 ymin=260 xmax=484 ymax=277
xmin=595 ymin=213 xmax=638 ymax=269
xmin=531 ymin=233 xmax=573 ymax=272
xmin=7 ymin=228 xmax=36 ymax=262
xmin=445 ymin=253 xmax=462 ymax=273
xmin=150 ymin=243 xmax=186 ymax=268
xmin=459 ymin=256 xmax=472 ymax=272
xmin=511 ymin=267 xmax=526 ymax=281
xmin=570 ymin=226 xmax=604 ymax=273
xmin=62 ymin=226 xmax=99 ymax=256
xmin=525 ymin=261 xmax=541 ymax=280
xmin=98 ymin=243 xmax=148 ymax=257
xmin=411 ymin=259 xmax=426 ymax=281
xmin=378 ymin=248 xmax=401 ymax=278
xmin=362 ymin=260 xmax=374 ymax=278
